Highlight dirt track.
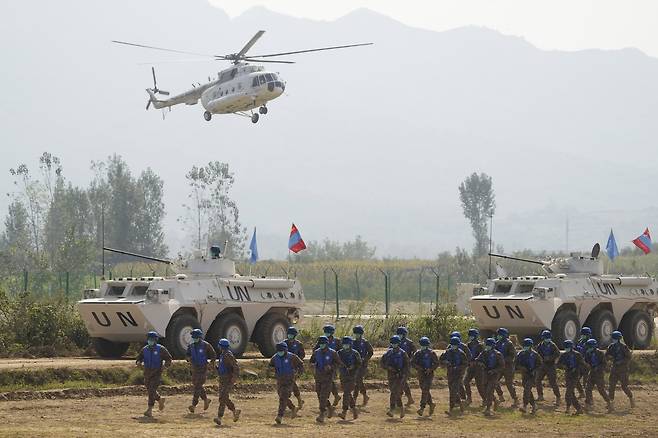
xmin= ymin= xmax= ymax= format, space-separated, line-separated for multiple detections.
xmin=1 ymin=385 xmax=657 ymax=437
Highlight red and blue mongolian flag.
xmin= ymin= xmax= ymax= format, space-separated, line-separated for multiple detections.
xmin=288 ymin=223 xmax=307 ymax=253
xmin=632 ymin=228 xmax=652 ymax=254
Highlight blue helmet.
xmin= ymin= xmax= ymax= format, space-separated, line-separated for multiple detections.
xmin=541 ymin=330 xmax=552 ymax=339
xmin=450 ymin=331 xmax=462 ymax=339
xmin=523 ymin=338 xmax=534 ymax=347
xmin=611 ymin=330 xmax=623 ymax=340
xmin=497 ymin=327 xmax=509 ymax=337
xmin=449 ymin=336 xmax=460 ymax=346
xmin=191 ymin=328 xmax=203 ymax=339
xmin=276 ymin=341 xmax=288 ymax=352
xmin=287 ymin=326 xmax=298 ymax=336
xmin=581 ymin=326 xmax=592 ymax=336
xmin=396 ymin=326 xmax=408 ymax=336
xmin=323 ymin=325 xmax=335 ymax=334
xmin=563 ymin=340 xmax=574 ymax=349
xmin=317 ymin=335 xmax=329 ymax=345
xmin=352 ymin=325 xmax=364 ymax=335
xmin=419 ymin=336 xmax=430 ymax=346
xmin=147 ymin=331 xmax=159 ymax=339
xmin=390 ymin=335 xmax=401 ymax=345
xmin=586 ymin=338 xmax=598 ymax=348
xmin=342 ymin=336 xmax=353 ymax=345
xmin=468 ymin=328 xmax=479 ymax=338
xmin=485 ymin=337 xmax=496 ymax=347
xmin=218 ymin=338 xmax=230 ymax=348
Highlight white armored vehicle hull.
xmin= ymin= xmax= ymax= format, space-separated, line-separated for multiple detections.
xmin=470 ymin=250 xmax=657 ymax=349
xmin=78 ymin=248 xmax=304 ymax=359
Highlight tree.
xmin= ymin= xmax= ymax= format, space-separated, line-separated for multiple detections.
xmin=458 ymin=172 xmax=495 ymax=257
xmin=134 ymin=168 xmax=167 ymax=257
xmin=1 ymin=200 xmax=33 ymax=270
xmin=9 ymin=164 xmax=47 ymax=260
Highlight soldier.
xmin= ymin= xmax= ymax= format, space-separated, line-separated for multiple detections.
xmin=285 ymin=326 xmax=306 ymax=409
xmin=315 ymin=324 xmax=341 ymax=407
xmin=412 ymin=336 xmax=440 ymax=416
xmin=310 ymin=335 xmax=344 ymax=423
xmin=352 ymin=325 xmax=374 ymax=406
xmin=583 ymin=338 xmax=612 ymax=412
xmin=439 ymin=336 xmax=468 ymax=415
xmin=381 ymin=335 xmax=411 ymax=418
xmin=494 ymin=327 xmax=519 ymax=407
xmin=514 ymin=338 xmax=542 ymax=414
xmin=606 ymin=330 xmax=634 ymax=410
xmin=475 ymin=337 xmax=505 ymax=416
xmin=557 ymin=340 xmax=588 ymax=415
xmin=396 ymin=326 xmax=417 ymax=406
xmin=535 ymin=329 xmax=561 ymax=406
xmin=214 ymin=338 xmax=241 ymax=426
xmin=337 ymin=336 xmax=362 ymax=420
xmin=449 ymin=331 xmax=472 ymax=401
xmin=464 ymin=328 xmax=485 ymax=406
xmin=185 ymin=328 xmax=216 ymax=413
xmin=269 ymin=341 xmax=305 ymax=424
xmin=135 ymin=331 xmax=173 ymax=417
xmin=575 ymin=326 xmax=592 ymax=398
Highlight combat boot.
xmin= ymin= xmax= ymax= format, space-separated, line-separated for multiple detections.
xmin=405 ymin=396 xmax=415 ymax=407
xmin=290 ymin=406 xmax=299 ymax=418
xmin=400 ymin=405 xmax=405 ymax=418
xmin=143 ymin=407 xmax=153 ymax=417
xmin=493 ymin=399 xmax=500 ymax=412
xmin=362 ymin=394 xmax=370 ymax=406
xmin=428 ymin=402 xmax=436 ymax=416
xmin=606 ymin=401 xmax=614 ymax=413
xmin=351 ymin=407 xmax=358 ymax=419
xmin=483 ymin=407 xmax=492 ymax=417
xmin=519 ymin=404 xmax=527 ymax=414
xmin=316 ymin=412 xmax=326 ymax=423
xmin=564 ymin=404 xmax=571 ymax=415
xmin=630 ymin=397 xmax=636 ymax=409
xmin=203 ymin=399 xmax=212 ymax=411
xmin=213 ymin=417 xmax=222 ymax=426
xmin=386 ymin=409 xmax=394 ymax=417
xmin=327 ymin=405 xmax=335 ymax=418
xmin=536 ymin=395 xmax=545 ymax=402
xmin=574 ymin=406 xmax=583 ymax=416
xmin=459 ymin=402 xmax=464 ymax=414
xmin=158 ymin=397 xmax=166 ymax=412
xmin=337 ymin=410 xmax=347 ymax=420
xmin=233 ymin=409 xmax=241 ymax=422
xmin=297 ymin=397 xmax=304 ymax=410
xmin=188 ymin=405 xmax=195 ymax=414
xmin=333 ymin=395 xmax=341 ymax=407
xmin=498 ymin=394 xmax=505 ymax=403
xmin=275 ymin=415 xmax=282 ymax=424
xmin=531 ymin=402 xmax=537 ymax=414
xmin=417 ymin=407 xmax=424 ymax=416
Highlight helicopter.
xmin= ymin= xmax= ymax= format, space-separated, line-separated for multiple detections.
xmin=113 ymin=31 xmax=372 ymax=123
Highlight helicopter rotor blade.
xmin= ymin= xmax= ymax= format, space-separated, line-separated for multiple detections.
xmin=236 ymin=30 xmax=265 ymax=58
xmin=112 ymin=40 xmax=214 ymax=57
xmin=151 ymin=66 xmax=157 ymax=88
xmin=146 ymin=100 xmax=151 ymax=110
xmin=242 ymin=58 xmax=295 ymax=64
xmin=249 ymin=42 xmax=373 ymax=59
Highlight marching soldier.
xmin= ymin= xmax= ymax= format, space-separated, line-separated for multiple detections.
xmin=269 ymin=341 xmax=305 ymax=424
xmin=449 ymin=331 xmax=472 ymax=401
xmin=475 ymin=337 xmax=504 ymax=416
xmin=285 ymin=326 xmax=306 ymax=409
xmin=464 ymin=328 xmax=485 ymax=406
xmin=606 ymin=330 xmax=635 ymax=410
xmin=583 ymin=338 xmax=612 ymax=412
xmin=575 ymin=326 xmax=592 ymax=398
xmin=185 ymin=328 xmax=216 ymax=413
xmin=535 ymin=329 xmax=561 ymax=406
xmin=316 ymin=324 xmax=342 ymax=407
xmin=135 ymin=331 xmax=172 ymax=417
xmin=397 ymin=326 xmax=417 ymax=406
xmin=337 ymin=336 xmax=362 ymax=420
xmin=310 ymin=335 xmax=344 ymax=423
xmin=412 ymin=336 xmax=440 ymax=416
xmin=557 ymin=340 xmax=588 ymax=415
xmin=381 ymin=335 xmax=410 ymax=418
xmin=352 ymin=325 xmax=374 ymax=406
xmin=514 ymin=338 xmax=542 ymax=414
xmin=494 ymin=327 xmax=519 ymax=407
xmin=439 ymin=336 xmax=468 ymax=415
xmin=214 ymin=338 xmax=241 ymax=426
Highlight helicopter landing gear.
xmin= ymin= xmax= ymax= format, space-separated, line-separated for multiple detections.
xmin=258 ymin=105 xmax=268 ymax=115
xmin=203 ymin=111 xmax=212 ymax=121
xmin=251 ymin=113 xmax=259 ymax=123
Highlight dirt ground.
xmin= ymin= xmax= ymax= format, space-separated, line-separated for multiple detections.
xmin=1 ymin=384 xmax=657 ymax=437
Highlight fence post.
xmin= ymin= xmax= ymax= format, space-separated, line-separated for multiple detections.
xmin=23 ymin=269 xmax=28 ymax=292
xmin=429 ymin=268 xmax=440 ymax=310
xmin=323 ymin=268 xmax=328 ymax=314
xmin=94 ymin=274 xmax=97 ymax=288
xmin=330 ymin=267 xmax=339 ymax=319
xmin=65 ymin=272 xmax=70 ymax=301
xmin=378 ymin=268 xmax=389 ymax=319
xmin=418 ymin=267 xmax=426 ymax=314
xmin=354 ymin=267 xmax=361 ymax=302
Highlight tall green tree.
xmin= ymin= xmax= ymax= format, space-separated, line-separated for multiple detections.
xmin=458 ymin=172 xmax=495 ymax=257
xmin=1 ymin=200 xmax=33 ymax=271
xmin=134 ymin=168 xmax=167 ymax=257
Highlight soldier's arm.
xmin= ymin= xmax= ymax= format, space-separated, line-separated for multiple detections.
xmin=380 ymin=354 xmax=389 ymax=370
xmin=578 ymin=353 xmax=590 ymax=371
xmin=493 ymin=353 xmax=505 ymax=373
xmin=298 ymin=343 xmax=306 ymax=360
xmin=205 ymin=342 xmax=217 ymax=361
xmin=185 ymin=344 xmax=192 ymax=361
xmin=268 ymin=356 xmax=276 ymax=369
xmin=463 ymin=344 xmax=472 ymax=361
xmin=292 ymin=354 xmax=305 ymax=373
xmin=556 ymin=353 xmax=565 ymax=369
xmin=230 ymin=354 xmax=240 ymax=377
xmin=160 ymin=346 xmax=173 ymax=367
xmin=536 ymin=352 xmax=544 ymax=368
xmin=354 ymin=351 xmax=363 ymax=370
xmin=402 ymin=352 xmax=411 ymax=372
xmin=366 ymin=341 xmax=374 ymax=360
xmin=431 ymin=351 xmax=441 ymax=371
xmin=622 ymin=345 xmax=632 ymax=365
xmin=458 ymin=351 xmax=468 ymax=371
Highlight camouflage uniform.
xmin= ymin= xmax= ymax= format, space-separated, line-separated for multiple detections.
xmin=495 ymin=337 xmax=518 ymax=404
xmin=514 ymin=348 xmax=543 ymax=410
xmin=535 ymin=339 xmax=561 ymax=402
xmin=216 ymin=349 xmax=239 ymax=419
xmin=464 ymin=338 xmax=485 ymax=403
xmin=439 ymin=347 xmax=468 ymax=411
xmin=381 ymin=347 xmax=411 ymax=413
xmin=584 ymin=348 xmax=610 ymax=406
xmin=399 ymin=337 xmax=417 ymax=404
xmin=285 ymin=338 xmax=306 ymax=402
xmin=136 ymin=343 xmax=173 ymax=409
xmin=315 ymin=336 xmax=341 ymax=405
xmin=352 ymin=336 xmax=374 ymax=404
xmin=186 ymin=340 xmax=217 ymax=407
xmin=557 ymin=349 xmax=588 ymax=414
xmin=337 ymin=347 xmax=362 ymax=413
xmin=575 ymin=337 xmax=590 ymax=398
xmin=412 ymin=348 xmax=440 ymax=411
xmin=606 ymin=341 xmax=634 ymax=405
xmin=310 ymin=347 xmax=344 ymax=418
xmin=475 ymin=348 xmax=505 ymax=414
xmin=456 ymin=340 xmax=472 ymax=400
xmin=269 ymin=352 xmax=305 ymax=417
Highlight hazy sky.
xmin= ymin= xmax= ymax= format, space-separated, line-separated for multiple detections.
xmin=211 ymin=0 xmax=658 ymax=56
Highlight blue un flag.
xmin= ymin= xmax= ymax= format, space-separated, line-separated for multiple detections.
xmin=249 ymin=227 xmax=258 ymax=264
xmin=606 ymin=229 xmax=619 ymax=261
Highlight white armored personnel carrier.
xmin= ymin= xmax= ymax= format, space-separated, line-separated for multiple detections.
xmin=77 ymin=246 xmax=304 ymax=359
xmin=470 ymin=244 xmax=657 ymax=348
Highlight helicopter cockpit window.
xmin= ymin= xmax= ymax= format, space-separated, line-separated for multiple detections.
xmin=271 ymin=73 xmax=278 ymax=80
xmin=252 ymin=77 xmax=259 ymax=87
xmin=258 ymin=75 xmax=266 ymax=85
xmin=264 ymin=73 xmax=273 ymax=82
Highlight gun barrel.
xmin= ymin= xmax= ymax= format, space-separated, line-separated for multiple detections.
xmin=103 ymin=247 xmax=172 ymax=265
xmin=488 ymin=253 xmax=547 ymax=266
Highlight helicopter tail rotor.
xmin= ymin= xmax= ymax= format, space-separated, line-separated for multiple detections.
xmin=149 ymin=67 xmax=170 ymax=96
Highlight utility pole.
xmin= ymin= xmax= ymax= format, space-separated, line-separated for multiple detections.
xmin=488 ymin=213 xmax=493 ymax=279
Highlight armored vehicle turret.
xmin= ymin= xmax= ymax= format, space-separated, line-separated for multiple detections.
xmin=77 ymin=246 xmax=304 ymax=359
xmin=470 ymin=244 xmax=657 ymax=348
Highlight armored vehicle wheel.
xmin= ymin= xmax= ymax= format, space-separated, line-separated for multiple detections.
xmin=165 ymin=313 xmax=201 ymax=359
xmin=92 ymin=338 xmax=129 ymax=358
xmin=588 ymin=309 xmax=616 ymax=347
xmin=620 ymin=310 xmax=652 ymax=349
xmin=254 ymin=313 xmax=290 ymax=358
xmin=551 ymin=309 xmax=579 ymax=348
xmin=207 ymin=313 xmax=249 ymax=358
